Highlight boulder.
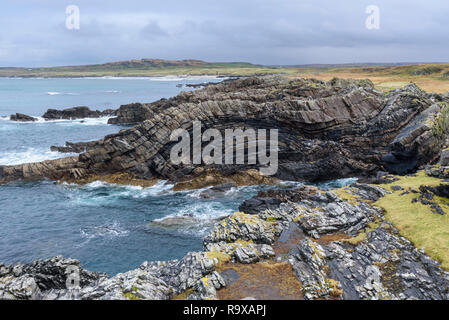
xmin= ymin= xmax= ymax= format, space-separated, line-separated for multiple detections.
xmin=10 ymin=113 xmax=38 ymax=122
xmin=2 ymin=76 xmax=448 ymax=186
xmin=42 ymin=106 xmax=115 ymax=120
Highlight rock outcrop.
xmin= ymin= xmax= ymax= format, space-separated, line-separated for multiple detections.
xmin=2 ymin=76 xmax=448 ymax=186
xmin=9 ymin=113 xmax=38 ymax=122
xmin=3 ymin=177 xmax=449 ymax=300
xmin=42 ymin=106 xmax=116 ymax=120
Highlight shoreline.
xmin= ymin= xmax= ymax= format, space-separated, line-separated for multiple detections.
xmin=0 ymin=75 xmax=231 ymax=80
xmin=2 ymin=75 xmax=449 ymax=299
xmin=2 ymin=171 xmax=449 ymax=300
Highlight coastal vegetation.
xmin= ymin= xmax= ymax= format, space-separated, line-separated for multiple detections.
xmin=2 ymin=59 xmax=449 ymax=93
xmin=374 ymin=171 xmax=449 ymax=270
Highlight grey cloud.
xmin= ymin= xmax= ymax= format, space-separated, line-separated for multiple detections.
xmin=140 ymin=21 xmax=170 ymax=40
xmin=0 ymin=0 xmax=448 ymax=66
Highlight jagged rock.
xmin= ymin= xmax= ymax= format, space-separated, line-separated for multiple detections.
xmin=383 ymin=101 xmax=448 ymax=174
xmin=145 ymin=252 xmax=218 ymax=294
xmin=42 ymin=106 xmax=115 ymax=120
xmin=239 ymin=196 xmax=282 ymax=214
xmin=107 ymin=103 xmax=155 ymax=124
xmin=50 ymin=141 xmax=104 ymax=153
xmin=0 ymin=275 xmax=42 ymax=300
xmin=0 ymin=256 xmax=102 ymax=292
xmin=425 ymin=164 xmax=449 ymax=179
xmin=322 ymin=227 xmax=449 ymax=300
xmin=2 ymin=76 xmax=446 ymax=186
xmin=240 ymin=184 xmax=384 ymax=238
xmin=289 ymin=239 xmax=342 ymax=299
xmin=173 ymin=169 xmax=279 ymax=191
xmin=2 ymin=180 xmax=449 ymax=300
xmin=80 ymin=268 xmax=171 ymax=300
xmin=188 ymin=271 xmax=226 ymax=300
xmin=199 ymin=183 xmax=237 ymax=198
xmin=439 ymin=148 xmax=449 ymax=166
xmin=204 ymin=241 xmax=275 ymax=263
xmin=203 ymin=212 xmax=281 ymax=246
xmin=342 ymin=183 xmax=390 ymax=201
xmin=10 ymin=113 xmax=38 ymax=122
xmin=0 ymin=256 xmax=104 ymax=300
xmin=0 ymin=156 xmax=83 ymax=182
xmin=288 ymin=225 xmax=449 ymax=300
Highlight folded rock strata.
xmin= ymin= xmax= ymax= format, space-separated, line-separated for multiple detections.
xmin=42 ymin=106 xmax=116 ymax=120
xmin=2 ymin=76 xmax=449 ymax=185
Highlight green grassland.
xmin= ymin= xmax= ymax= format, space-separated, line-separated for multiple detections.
xmin=2 ymin=59 xmax=449 ymax=93
xmin=296 ymin=63 xmax=449 ymax=93
xmin=374 ymin=171 xmax=449 ymax=269
xmin=0 ymin=59 xmax=295 ymax=78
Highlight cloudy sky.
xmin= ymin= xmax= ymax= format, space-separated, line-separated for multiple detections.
xmin=1 ymin=0 xmax=448 ymax=67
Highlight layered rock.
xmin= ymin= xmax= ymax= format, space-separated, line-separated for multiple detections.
xmin=2 ymin=177 xmax=449 ymax=300
xmin=9 ymin=113 xmax=38 ymax=122
xmin=42 ymin=106 xmax=116 ymax=120
xmin=2 ymin=76 xmax=448 ymax=186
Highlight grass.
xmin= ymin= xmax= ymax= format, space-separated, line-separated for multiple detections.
xmin=4 ymin=60 xmax=449 ymax=94
xmin=206 ymin=251 xmax=232 ymax=268
xmin=122 ymin=291 xmax=141 ymax=300
xmin=172 ymin=288 xmax=194 ymax=300
xmin=342 ymin=220 xmax=382 ymax=246
xmin=331 ymin=187 xmax=362 ymax=205
xmin=296 ymin=63 xmax=449 ymax=93
xmin=376 ymin=170 xmax=442 ymax=191
xmin=0 ymin=59 xmax=296 ymax=78
xmin=373 ymin=171 xmax=449 ymax=269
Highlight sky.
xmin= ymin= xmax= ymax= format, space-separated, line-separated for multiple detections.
xmin=1 ymin=0 xmax=448 ymax=67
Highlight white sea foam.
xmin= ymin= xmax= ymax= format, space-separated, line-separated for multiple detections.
xmin=279 ymin=180 xmax=305 ymax=188
xmin=69 ymin=180 xmax=175 ymax=206
xmin=156 ymin=201 xmax=231 ymax=222
xmin=79 ymin=221 xmax=129 ymax=246
xmin=317 ymin=177 xmax=358 ymax=189
xmin=153 ymin=201 xmax=232 ymax=236
xmin=0 ymin=148 xmax=77 ymax=165
xmin=46 ymin=91 xmax=80 ymax=96
xmin=0 ymin=116 xmax=112 ymax=125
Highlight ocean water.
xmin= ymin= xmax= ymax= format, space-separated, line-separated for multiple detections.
xmin=0 ymin=76 xmax=222 ymax=165
xmin=0 ymin=77 xmax=357 ymax=275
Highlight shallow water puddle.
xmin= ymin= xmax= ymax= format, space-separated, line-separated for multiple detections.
xmin=217 ymin=260 xmax=303 ymax=300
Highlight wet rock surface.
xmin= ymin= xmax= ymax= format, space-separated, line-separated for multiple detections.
xmin=42 ymin=106 xmax=116 ymax=120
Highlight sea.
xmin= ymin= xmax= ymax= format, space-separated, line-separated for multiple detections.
xmin=0 ymin=76 xmax=356 ymax=275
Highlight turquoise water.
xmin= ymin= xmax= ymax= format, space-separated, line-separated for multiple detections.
xmin=0 ymin=77 xmax=356 ymax=275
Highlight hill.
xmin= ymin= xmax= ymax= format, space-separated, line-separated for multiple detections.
xmin=0 ymin=59 xmax=288 ymax=78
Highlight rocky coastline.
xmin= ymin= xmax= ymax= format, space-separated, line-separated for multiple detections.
xmin=2 ymin=169 xmax=449 ymax=300
xmin=2 ymin=76 xmax=449 ymax=187
xmin=2 ymin=75 xmax=449 ymax=300
xmin=9 ymin=106 xmax=116 ymax=122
